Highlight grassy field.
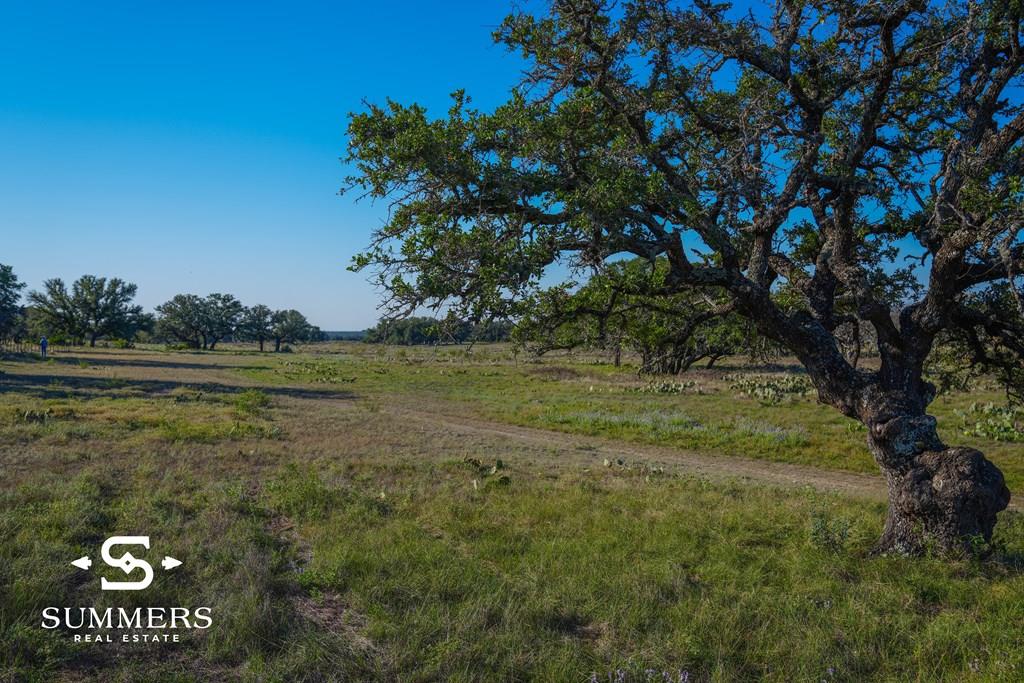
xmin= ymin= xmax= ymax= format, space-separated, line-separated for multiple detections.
xmin=2 ymin=344 xmax=1024 ymax=681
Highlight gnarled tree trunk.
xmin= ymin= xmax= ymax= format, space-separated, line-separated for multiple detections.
xmin=797 ymin=336 xmax=1011 ymax=556
xmin=865 ymin=410 xmax=1010 ymax=555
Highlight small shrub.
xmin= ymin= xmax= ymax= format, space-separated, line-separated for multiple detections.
xmin=809 ymin=509 xmax=851 ymax=552
xmin=234 ymin=389 xmax=271 ymax=416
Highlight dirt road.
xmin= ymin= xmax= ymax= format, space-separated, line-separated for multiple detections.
xmin=391 ymin=406 xmax=892 ymax=503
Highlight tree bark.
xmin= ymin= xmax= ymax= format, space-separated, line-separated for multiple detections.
xmin=259 ymin=339 xmax=264 ymax=352
xmin=866 ymin=412 xmax=1010 ymax=555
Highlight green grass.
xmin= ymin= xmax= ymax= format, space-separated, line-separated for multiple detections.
xmin=0 ymin=464 xmax=375 ymax=682
xmin=2 ymin=344 xmax=1023 ymax=681
xmin=235 ymin=345 xmax=1024 ymax=488
xmin=4 ymin=454 xmax=1024 ymax=681
xmin=0 ymin=389 xmax=281 ymax=448
xmin=232 ymin=388 xmax=272 ymax=417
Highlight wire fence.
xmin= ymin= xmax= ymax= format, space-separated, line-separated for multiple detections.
xmin=0 ymin=339 xmax=74 ymax=355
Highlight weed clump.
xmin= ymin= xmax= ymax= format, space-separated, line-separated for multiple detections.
xmin=809 ymin=507 xmax=852 ymax=552
xmin=234 ymin=388 xmax=271 ymax=416
xmin=464 ymin=457 xmax=511 ymax=488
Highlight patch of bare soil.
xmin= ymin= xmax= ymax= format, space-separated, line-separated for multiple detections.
xmin=294 ymin=592 xmax=377 ymax=656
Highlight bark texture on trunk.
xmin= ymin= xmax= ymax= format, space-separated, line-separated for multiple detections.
xmin=867 ymin=413 xmax=1010 ymax=555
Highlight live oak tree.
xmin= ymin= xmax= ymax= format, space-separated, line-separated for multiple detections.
xmin=156 ymin=294 xmax=206 ymax=349
xmin=271 ymin=309 xmax=316 ymax=352
xmin=517 ymin=258 xmax=762 ymax=372
xmin=156 ymin=293 xmax=244 ymax=350
xmin=239 ymin=304 xmax=276 ymax=351
xmin=346 ymin=0 xmax=1024 ymax=557
xmin=346 ymin=0 xmax=1024 ymax=554
xmin=28 ymin=275 xmax=150 ymax=346
xmin=199 ymin=293 xmax=244 ymax=350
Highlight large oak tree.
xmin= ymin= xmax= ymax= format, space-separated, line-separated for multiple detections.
xmin=28 ymin=275 xmax=149 ymax=346
xmin=156 ymin=293 xmax=244 ymax=350
xmin=345 ymin=0 xmax=1024 ymax=554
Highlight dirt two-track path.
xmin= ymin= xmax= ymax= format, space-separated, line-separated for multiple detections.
xmin=390 ymin=406 xmax=1024 ymax=510
xmin=6 ymin=347 xmax=1013 ymax=510
xmin=391 ymin=406 xmax=891 ymax=503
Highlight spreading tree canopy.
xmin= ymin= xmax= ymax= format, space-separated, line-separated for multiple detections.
xmin=155 ymin=293 xmax=243 ymax=350
xmin=28 ymin=275 xmax=150 ymax=346
xmin=271 ymin=309 xmax=318 ymax=351
xmin=198 ymin=293 xmax=244 ymax=350
xmin=239 ymin=304 xmax=276 ymax=352
xmin=346 ymin=0 xmax=1024 ymax=554
xmin=155 ymin=294 xmax=206 ymax=349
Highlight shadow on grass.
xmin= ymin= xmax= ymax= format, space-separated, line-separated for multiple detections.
xmin=41 ymin=355 xmax=271 ymax=372
xmin=0 ymin=372 xmax=355 ymax=402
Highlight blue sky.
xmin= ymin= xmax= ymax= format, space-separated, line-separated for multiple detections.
xmin=0 ymin=1 xmax=528 ymax=329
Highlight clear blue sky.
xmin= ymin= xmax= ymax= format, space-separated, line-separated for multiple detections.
xmin=0 ymin=1 xmax=527 ymax=329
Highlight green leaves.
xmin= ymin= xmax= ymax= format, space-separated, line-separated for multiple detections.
xmin=27 ymin=275 xmax=148 ymax=345
xmin=343 ymin=0 xmax=1024 ymax=410
xmin=0 ymin=264 xmax=25 ymax=339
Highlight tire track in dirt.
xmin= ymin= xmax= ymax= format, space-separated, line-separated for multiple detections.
xmin=390 ymin=406 xmax=1024 ymax=510
xmin=388 ymin=406 xmax=887 ymax=501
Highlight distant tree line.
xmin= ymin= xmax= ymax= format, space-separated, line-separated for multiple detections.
xmin=0 ymin=263 xmax=321 ymax=352
xmin=359 ymin=260 xmax=784 ymax=373
xmin=155 ymin=295 xmax=321 ymax=351
xmin=363 ymin=316 xmax=512 ymax=345
xmin=515 ymin=259 xmax=772 ymax=374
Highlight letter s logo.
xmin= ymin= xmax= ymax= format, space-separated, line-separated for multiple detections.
xmin=100 ymin=536 xmax=154 ymax=591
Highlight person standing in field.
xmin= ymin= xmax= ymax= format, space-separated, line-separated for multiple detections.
xmin=39 ymin=335 xmax=48 ymax=360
